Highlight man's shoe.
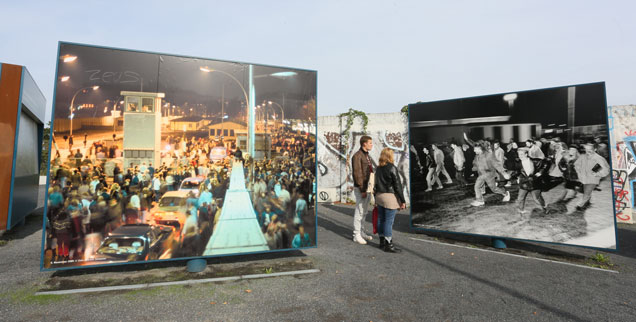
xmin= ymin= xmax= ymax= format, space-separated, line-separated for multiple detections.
xmin=353 ymin=235 xmax=367 ymax=245
xmin=379 ymin=236 xmax=386 ymax=249
xmin=517 ymin=209 xmax=527 ymax=214
xmin=470 ymin=200 xmax=485 ymax=207
xmin=576 ymin=201 xmax=591 ymax=210
xmin=502 ymin=191 xmax=511 ymax=202
xmin=361 ymin=231 xmax=373 ymax=241
xmin=425 ymin=188 xmax=433 ymax=192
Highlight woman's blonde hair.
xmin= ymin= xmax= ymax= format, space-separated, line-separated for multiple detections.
xmin=378 ymin=147 xmax=394 ymax=167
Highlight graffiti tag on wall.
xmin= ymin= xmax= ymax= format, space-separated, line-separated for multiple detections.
xmin=317 ymin=115 xmax=411 ymax=204
xmin=613 ymin=169 xmax=631 ymax=222
xmin=607 ymin=105 xmax=636 ymax=223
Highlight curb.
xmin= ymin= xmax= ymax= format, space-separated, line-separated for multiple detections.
xmin=35 ymin=268 xmax=321 ymax=296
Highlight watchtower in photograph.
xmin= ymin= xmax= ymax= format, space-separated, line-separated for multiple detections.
xmin=121 ymin=91 xmax=164 ymax=169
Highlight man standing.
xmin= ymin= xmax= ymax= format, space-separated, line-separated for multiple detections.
xmin=423 ymin=147 xmax=442 ymax=192
xmin=493 ymin=141 xmax=506 ymax=183
xmin=74 ymin=149 xmax=83 ymax=168
xmin=574 ymin=143 xmax=610 ymax=210
xmin=234 ymin=146 xmax=244 ymax=163
xmin=515 ymin=148 xmax=549 ymax=214
xmin=471 ymin=143 xmax=511 ymax=206
xmin=527 ymin=140 xmax=545 ymax=159
xmin=140 ymin=162 xmax=148 ymax=175
xmin=152 ymin=174 xmax=162 ymax=202
xmin=410 ymin=145 xmax=424 ymax=176
xmin=148 ymin=163 xmax=155 ymax=178
xmin=450 ymin=143 xmax=467 ymax=187
xmin=557 ymin=147 xmax=582 ymax=202
xmin=504 ymin=142 xmax=518 ymax=187
xmin=351 ymin=135 xmax=374 ymax=244
xmin=463 ymin=144 xmax=475 ymax=180
xmin=432 ymin=144 xmax=453 ymax=185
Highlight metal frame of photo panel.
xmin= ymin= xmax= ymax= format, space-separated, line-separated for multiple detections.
xmin=407 ymin=82 xmax=619 ymax=252
xmin=40 ymin=41 xmax=318 ymax=271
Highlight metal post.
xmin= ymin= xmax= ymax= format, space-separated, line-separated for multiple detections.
xmin=567 ymin=86 xmax=576 ymax=142
xmin=249 ymin=65 xmax=255 ymax=157
xmin=221 ymin=84 xmax=224 ymax=142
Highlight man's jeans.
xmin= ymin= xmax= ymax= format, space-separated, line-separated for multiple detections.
xmin=517 ymin=188 xmax=545 ymax=210
xmin=474 ymin=173 xmax=505 ymax=202
xmin=426 ymin=168 xmax=442 ymax=189
xmin=377 ymin=206 xmax=397 ymax=238
xmin=353 ymin=187 xmax=371 ymax=237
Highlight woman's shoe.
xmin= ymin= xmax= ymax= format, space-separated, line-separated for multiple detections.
xmin=384 ymin=241 xmax=401 ymax=253
xmin=379 ymin=236 xmax=386 ymax=249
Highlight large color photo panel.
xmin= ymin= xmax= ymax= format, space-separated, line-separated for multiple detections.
xmin=42 ymin=43 xmax=317 ymax=269
xmin=409 ymin=83 xmax=617 ymax=249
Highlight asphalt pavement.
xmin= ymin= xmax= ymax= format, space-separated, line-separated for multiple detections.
xmin=1 ymin=187 xmax=636 ymax=321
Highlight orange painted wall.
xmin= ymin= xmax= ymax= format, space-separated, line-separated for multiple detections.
xmin=0 ymin=64 xmax=22 ymax=230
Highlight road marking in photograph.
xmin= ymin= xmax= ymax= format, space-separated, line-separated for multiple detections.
xmin=35 ymin=268 xmax=321 ymax=296
xmin=409 ymin=237 xmax=617 ymax=273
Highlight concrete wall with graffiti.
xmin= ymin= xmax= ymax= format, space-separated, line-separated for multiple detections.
xmin=608 ymin=105 xmax=636 ymax=224
xmin=317 ymin=112 xmax=410 ymax=204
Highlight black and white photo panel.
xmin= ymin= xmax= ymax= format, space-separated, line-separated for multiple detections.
xmin=409 ymin=82 xmax=617 ymax=249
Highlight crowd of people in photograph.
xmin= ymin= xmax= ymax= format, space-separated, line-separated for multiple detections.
xmin=45 ymin=127 xmax=316 ymax=264
xmin=411 ymin=133 xmax=611 ymax=214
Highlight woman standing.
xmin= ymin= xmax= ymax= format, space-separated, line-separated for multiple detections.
xmin=374 ymin=148 xmax=406 ymax=253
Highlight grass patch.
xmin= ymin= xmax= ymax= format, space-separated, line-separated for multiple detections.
xmin=586 ymin=252 xmax=615 ymax=270
xmin=22 ymin=293 xmax=65 ymax=305
xmin=0 ymin=284 xmax=65 ymax=305
xmin=0 ymin=240 xmax=8 ymax=247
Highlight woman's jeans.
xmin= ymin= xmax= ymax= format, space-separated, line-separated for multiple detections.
xmin=377 ymin=205 xmax=397 ymax=238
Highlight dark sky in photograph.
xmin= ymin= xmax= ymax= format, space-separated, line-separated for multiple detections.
xmin=409 ymin=83 xmax=606 ymax=127
xmin=54 ymin=43 xmax=316 ymax=120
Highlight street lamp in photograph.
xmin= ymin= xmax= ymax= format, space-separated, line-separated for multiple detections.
xmin=200 ymin=66 xmax=249 ymax=117
xmin=503 ymin=93 xmax=518 ymax=109
xmin=269 ymin=71 xmax=297 ymax=78
xmin=268 ymin=100 xmax=284 ymax=128
xmin=61 ymin=55 xmax=77 ymax=63
xmin=69 ymin=85 xmax=99 ymax=136
xmin=200 ymin=65 xmax=251 ymax=151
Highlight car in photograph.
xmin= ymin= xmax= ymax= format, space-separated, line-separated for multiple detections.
xmin=209 ymin=146 xmax=227 ymax=162
xmin=150 ymin=190 xmax=190 ymax=231
xmin=179 ymin=176 xmax=205 ymax=196
xmin=86 ymin=224 xmax=175 ymax=264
